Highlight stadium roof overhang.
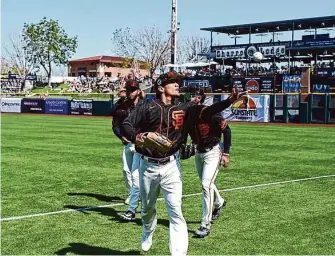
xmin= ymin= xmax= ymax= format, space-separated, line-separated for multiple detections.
xmin=201 ymin=16 xmax=335 ymax=35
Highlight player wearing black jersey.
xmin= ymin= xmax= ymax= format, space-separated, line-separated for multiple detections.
xmin=120 ymin=71 xmax=243 ymax=254
xmin=182 ymin=91 xmax=232 ymax=238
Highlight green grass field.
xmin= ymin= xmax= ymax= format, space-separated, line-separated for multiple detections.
xmin=1 ymin=114 xmax=335 ymax=255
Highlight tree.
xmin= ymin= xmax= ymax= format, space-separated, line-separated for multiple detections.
xmin=22 ymin=17 xmax=78 ymax=86
xmin=1 ymin=34 xmax=36 ymax=76
xmin=183 ymin=36 xmax=210 ymax=61
xmin=111 ymin=26 xmax=170 ymax=76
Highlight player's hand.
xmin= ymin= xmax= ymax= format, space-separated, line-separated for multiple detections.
xmin=221 ymin=153 xmax=230 ymax=168
xmin=229 ymin=88 xmax=248 ymax=102
xmin=121 ymin=136 xmax=131 ymax=145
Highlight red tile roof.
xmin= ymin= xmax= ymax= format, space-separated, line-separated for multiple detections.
xmin=68 ymin=55 xmax=123 ymax=63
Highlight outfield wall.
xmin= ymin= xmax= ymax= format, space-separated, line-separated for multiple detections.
xmin=1 ymin=93 xmax=334 ymax=124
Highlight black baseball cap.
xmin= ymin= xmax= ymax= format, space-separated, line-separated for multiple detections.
xmin=125 ymin=80 xmax=140 ymax=91
xmin=154 ymin=71 xmax=184 ymax=90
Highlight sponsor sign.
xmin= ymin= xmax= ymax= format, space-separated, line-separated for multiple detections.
xmin=21 ymin=98 xmax=44 ymax=113
xmin=45 ymin=98 xmax=69 ymax=114
xmin=316 ymin=68 xmax=335 ymax=77
xmin=311 ymin=76 xmax=335 ymax=93
xmin=282 ymin=75 xmax=302 ymax=93
xmin=8 ymin=74 xmax=37 ymax=80
xmin=258 ymin=45 xmax=286 ymax=57
xmin=291 ymin=38 xmax=335 ymax=49
xmin=215 ymin=45 xmax=286 ymax=59
xmin=70 ymin=99 xmax=93 ymax=115
xmin=221 ymin=95 xmax=270 ymax=122
xmin=232 ymin=77 xmax=274 ymax=93
xmin=0 ymin=98 xmax=22 ymax=113
xmin=216 ymin=47 xmax=245 ymax=59
xmin=183 ymin=79 xmax=210 ymax=87
xmin=212 ymin=38 xmax=335 ymax=53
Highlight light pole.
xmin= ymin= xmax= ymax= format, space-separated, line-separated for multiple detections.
xmin=171 ymin=0 xmax=177 ymax=64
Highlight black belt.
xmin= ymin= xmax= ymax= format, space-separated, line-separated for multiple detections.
xmin=197 ymin=144 xmax=217 ymax=153
xmin=141 ymin=155 xmax=176 ymax=165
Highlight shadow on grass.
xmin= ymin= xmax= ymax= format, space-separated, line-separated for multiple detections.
xmin=55 ymin=243 xmax=140 ymax=255
xmin=67 ymin=192 xmax=125 ymax=203
xmin=63 ymin=204 xmax=170 ymax=228
xmin=63 ymin=204 xmax=144 ymax=225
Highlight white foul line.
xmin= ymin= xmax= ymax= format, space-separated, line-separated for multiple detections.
xmin=1 ymin=174 xmax=335 ymax=222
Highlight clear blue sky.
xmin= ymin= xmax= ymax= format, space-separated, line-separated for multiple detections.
xmin=1 ymin=0 xmax=335 ymax=59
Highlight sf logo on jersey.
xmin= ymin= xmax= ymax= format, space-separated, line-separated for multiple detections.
xmin=172 ymin=110 xmax=185 ymax=130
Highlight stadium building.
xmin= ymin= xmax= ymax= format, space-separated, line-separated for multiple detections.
xmin=67 ymin=55 xmax=149 ymax=78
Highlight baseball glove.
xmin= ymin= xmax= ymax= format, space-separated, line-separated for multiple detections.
xmin=135 ymin=132 xmax=173 ymax=155
xmin=179 ymin=144 xmax=196 ymax=160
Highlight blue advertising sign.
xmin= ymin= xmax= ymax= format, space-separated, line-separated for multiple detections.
xmin=282 ymin=75 xmax=302 ymax=93
xmin=292 ymin=38 xmax=335 ymax=49
xmin=212 ymin=38 xmax=335 ymax=54
xmin=8 ymin=74 xmax=37 ymax=80
xmin=311 ymin=76 xmax=335 ymax=93
xmin=45 ymin=98 xmax=69 ymax=114
xmin=183 ymin=79 xmax=210 ymax=87
xmin=316 ymin=68 xmax=335 ymax=77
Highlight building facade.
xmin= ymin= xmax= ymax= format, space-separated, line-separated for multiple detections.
xmin=68 ymin=55 xmax=149 ymax=78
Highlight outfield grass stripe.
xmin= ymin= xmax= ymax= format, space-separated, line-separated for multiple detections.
xmin=1 ymin=174 xmax=334 ymax=222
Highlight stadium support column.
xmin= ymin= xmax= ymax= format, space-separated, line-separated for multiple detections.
xmin=249 ymin=27 xmax=251 ymax=44
xmin=289 ymin=22 xmax=295 ymax=73
xmin=171 ymin=0 xmax=177 ymax=65
xmin=210 ymin=32 xmax=213 ymax=49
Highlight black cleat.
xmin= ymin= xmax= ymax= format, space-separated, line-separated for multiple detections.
xmin=120 ymin=210 xmax=135 ymax=221
xmin=212 ymin=200 xmax=226 ymax=221
xmin=195 ymin=226 xmax=210 ymax=238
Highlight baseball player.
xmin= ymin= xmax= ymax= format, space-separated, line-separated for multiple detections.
xmin=112 ymin=80 xmax=143 ymax=209
xmin=181 ymin=91 xmax=232 ymax=238
xmin=111 ymin=89 xmax=127 ymax=117
xmin=120 ymin=71 xmax=243 ymax=255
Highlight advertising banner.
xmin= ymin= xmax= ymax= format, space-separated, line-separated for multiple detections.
xmin=282 ymin=75 xmax=302 ymax=93
xmin=258 ymin=45 xmax=286 ymax=57
xmin=0 ymin=98 xmax=22 ymax=113
xmin=93 ymin=100 xmax=113 ymax=116
xmin=183 ymin=79 xmax=210 ymax=87
xmin=21 ymin=98 xmax=44 ymax=113
xmin=232 ymin=77 xmax=275 ymax=93
xmin=215 ymin=45 xmax=286 ymax=59
xmin=216 ymin=48 xmax=245 ymax=59
xmin=220 ymin=94 xmax=270 ymax=122
xmin=45 ymin=98 xmax=69 ymax=114
xmin=70 ymin=99 xmax=93 ymax=115
xmin=311 ymin=76 xmax=335 ymax=93
xmin=315 ymin=68 xmax=335 ymax=77
xmin=292 ymin=38 xmax=335 ymax=49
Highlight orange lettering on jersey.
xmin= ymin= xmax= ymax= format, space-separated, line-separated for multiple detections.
xmin=198 ymin=123 xmax=210 ymax=137
xmin=172 ymin=110 xmax=185 ymax=130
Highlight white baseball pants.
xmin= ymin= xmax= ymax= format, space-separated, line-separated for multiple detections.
xmin=128 ymin=152 xmax=141 ymax=213
xmin=195 ymin=143 xmax=222 ymax=228
xmin=139 ymin=154 xmax=188 ymax=256
xmin=122 ymin=143 xmax=135 ymax=195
